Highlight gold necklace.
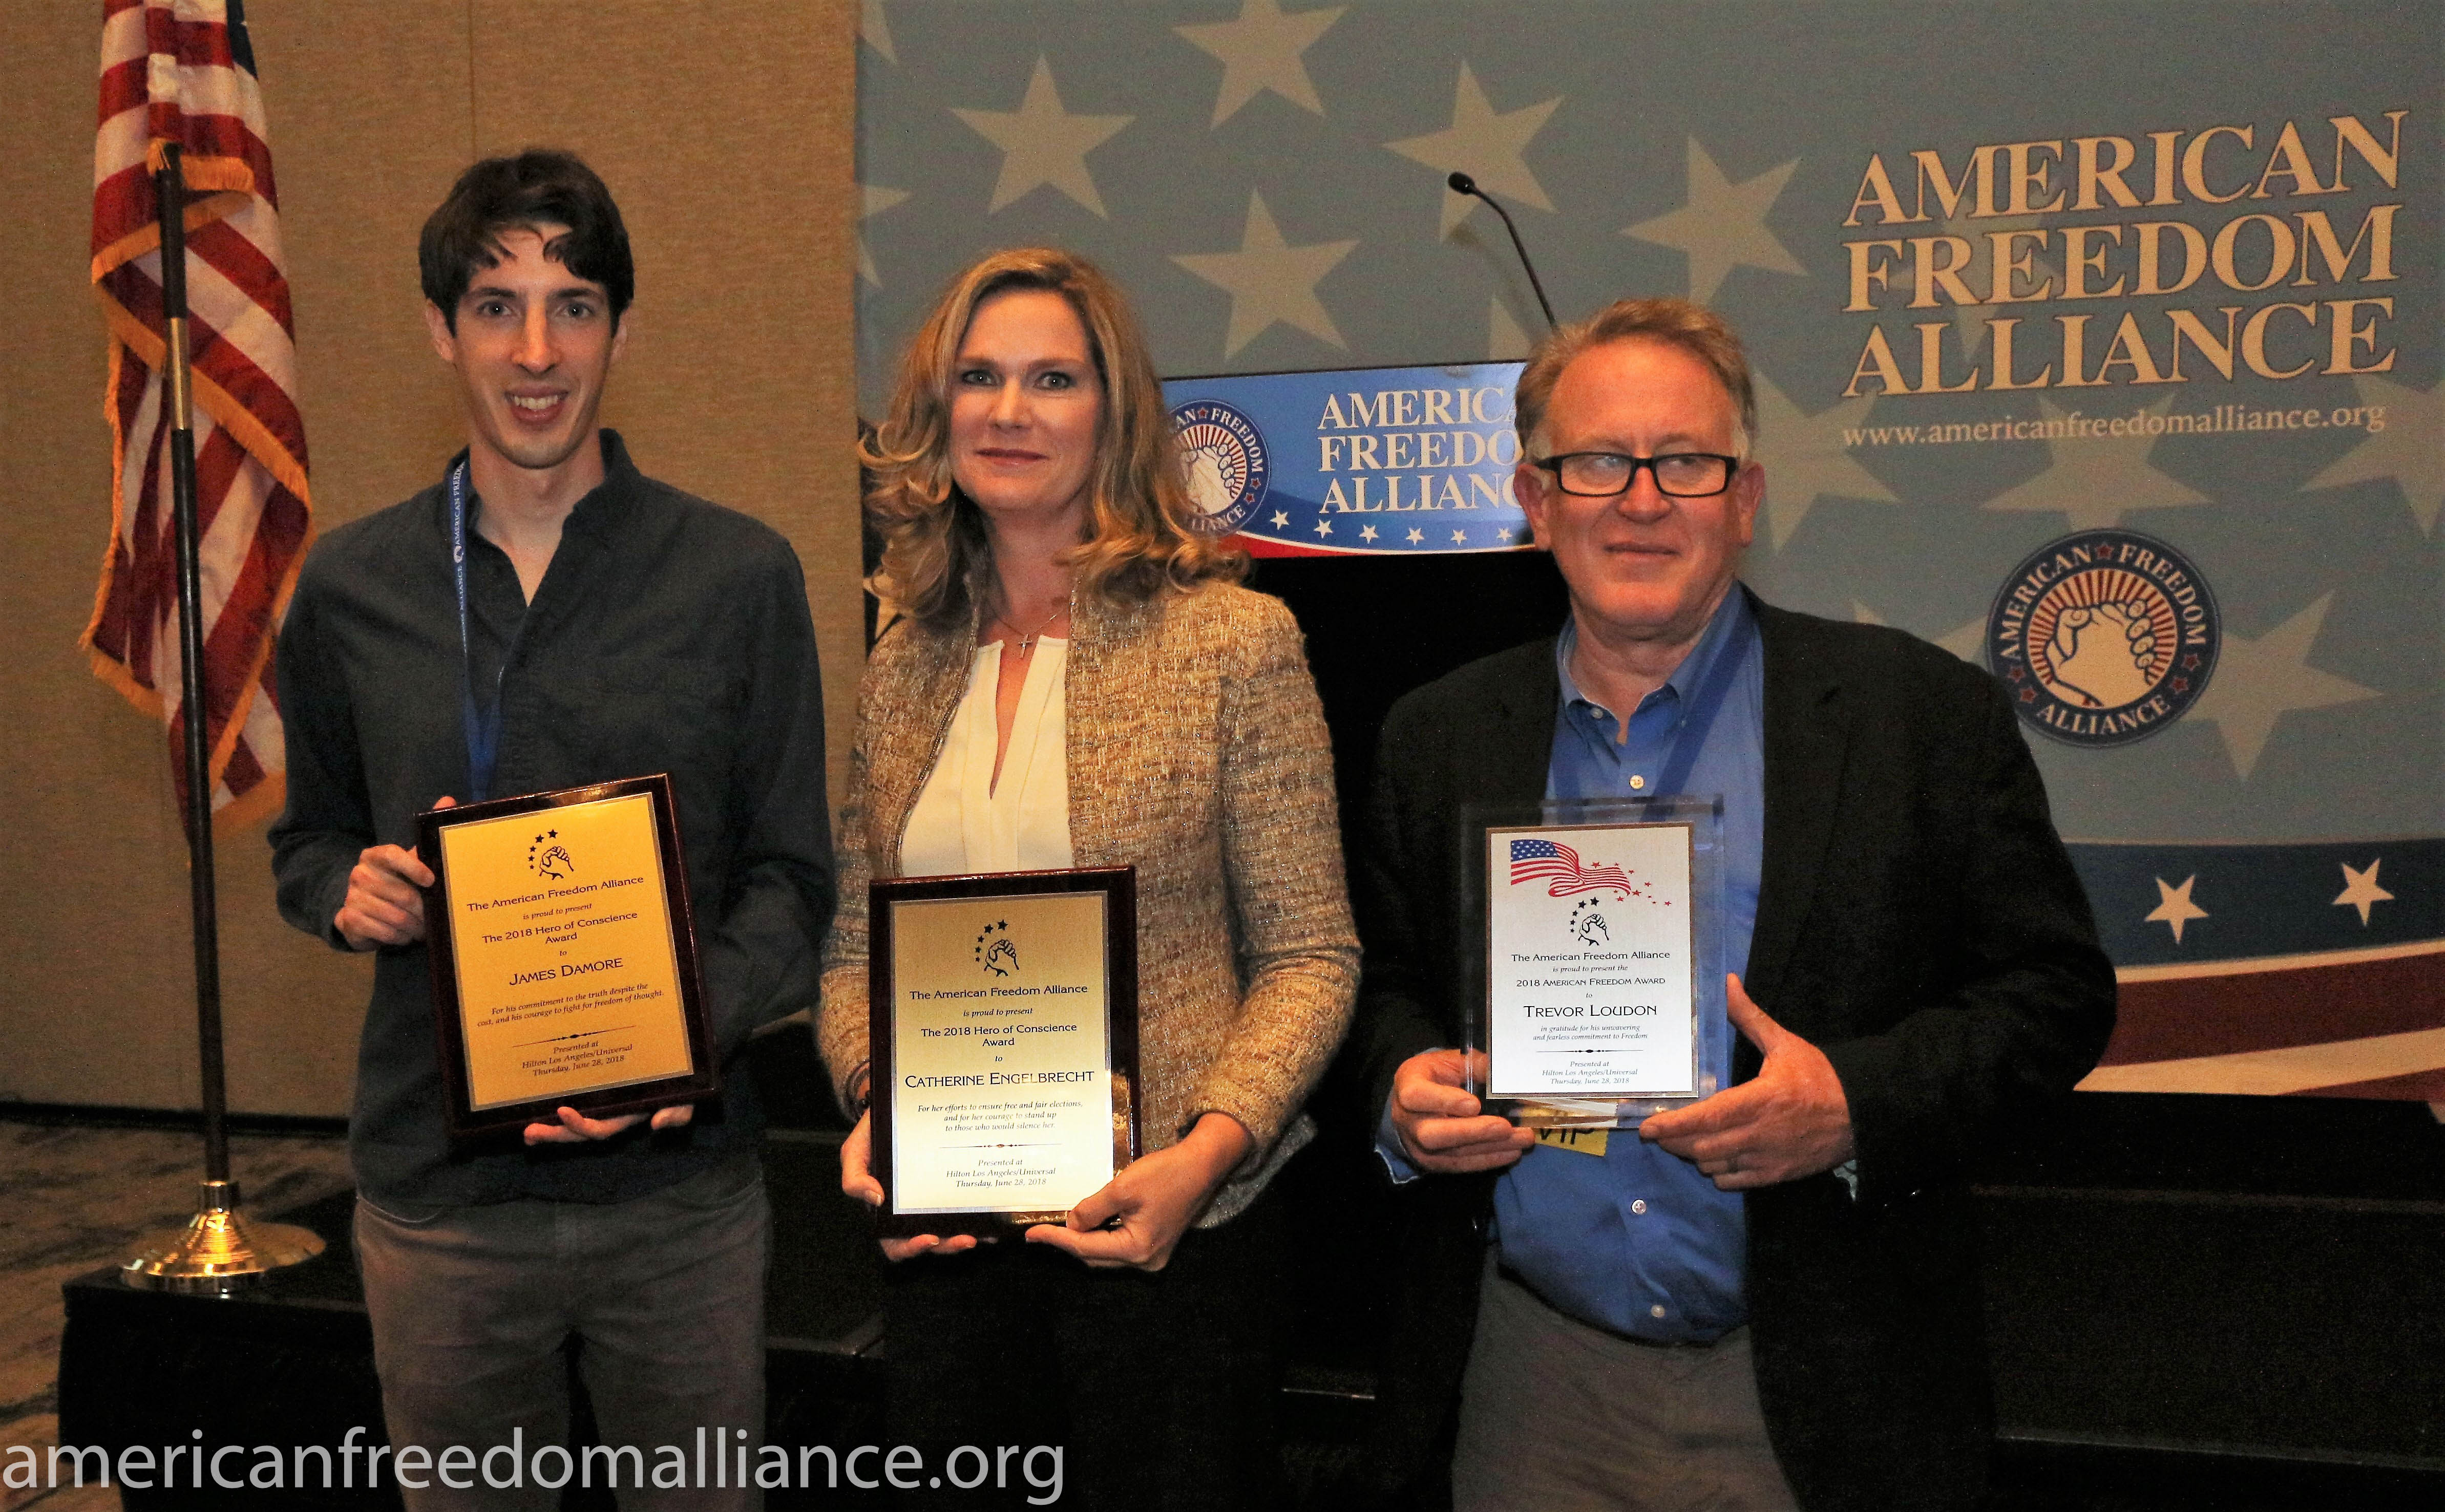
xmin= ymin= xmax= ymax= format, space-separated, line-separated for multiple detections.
xmin=994 ymin=600 xmax=1067 ymax=656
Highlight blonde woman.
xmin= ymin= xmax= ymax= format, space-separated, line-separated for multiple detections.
xmin=818 ymin=248 xmax=1357 ymax=1508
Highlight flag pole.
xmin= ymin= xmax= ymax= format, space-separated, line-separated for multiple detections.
xmin=124 ymin=143 xmax=321 ymax=1294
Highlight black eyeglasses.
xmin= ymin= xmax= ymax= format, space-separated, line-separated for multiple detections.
xmin=1534 ymin=452 xmax=1740 ymax=498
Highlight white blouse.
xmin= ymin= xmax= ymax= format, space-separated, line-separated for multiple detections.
xmin=899 ymin=638 xmax=1075 ymax=877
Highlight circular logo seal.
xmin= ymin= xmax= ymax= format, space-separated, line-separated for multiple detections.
xmin=1987 ymin=529 xmax=2220 ymax=748
xmin=1169 ymin=399 xmax=1269 ymax=535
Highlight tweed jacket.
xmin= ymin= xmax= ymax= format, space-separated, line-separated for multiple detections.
xmin=818 ymin=580 xmax=1359 ymax=1223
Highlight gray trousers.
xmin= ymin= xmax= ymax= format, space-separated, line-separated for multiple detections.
xmin=1454 ymin=1260 xmax=1800 ymax=1512
xmin=354 ymin=1158 xmax=769 ymax=1511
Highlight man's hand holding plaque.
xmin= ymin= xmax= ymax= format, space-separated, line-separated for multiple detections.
xmin=1390 ymin=1049 xmax=1536 ymax=1174
xmin=338 ymin=796 xmax=455 ymax=950
xmin=1639 ymin=974 xmax=1854 ymax=1189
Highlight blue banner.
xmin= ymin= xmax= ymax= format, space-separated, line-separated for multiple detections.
xmin=1164 ymin=363 xmax=1531 ymax=555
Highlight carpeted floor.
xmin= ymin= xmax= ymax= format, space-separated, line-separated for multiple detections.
xmin=0 ymin=1120 xmax=353 ymax=1512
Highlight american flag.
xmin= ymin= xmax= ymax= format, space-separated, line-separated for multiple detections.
xmin=83 ymin=0 xmax=310 ymax=828
xmin=1509 ymin=838 xmax=1632 ymax=898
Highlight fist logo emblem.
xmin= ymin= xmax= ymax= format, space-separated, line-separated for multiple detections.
xmin=2042 ymin=599 xmax=2160 ymax=709
xmin=1989 ymin=530 xmax=2219 ymax=749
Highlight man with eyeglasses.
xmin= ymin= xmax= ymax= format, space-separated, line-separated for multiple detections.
xmin=1343 ymin=299 xmax=2113 ymax=1509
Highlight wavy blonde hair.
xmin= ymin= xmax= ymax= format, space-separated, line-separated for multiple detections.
xmin=861 ymin=248 xmax=1245 ymax=629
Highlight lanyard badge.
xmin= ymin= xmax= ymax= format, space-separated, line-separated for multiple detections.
xmin=447 ymin=459 xmax=509 ymax=802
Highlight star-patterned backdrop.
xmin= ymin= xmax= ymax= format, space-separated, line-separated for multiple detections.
xmin=856 ymin=1 xmax=2440 ymax=1098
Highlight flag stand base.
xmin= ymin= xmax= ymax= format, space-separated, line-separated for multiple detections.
xmin=123 ymin=1179 xmax=325 ymax=1296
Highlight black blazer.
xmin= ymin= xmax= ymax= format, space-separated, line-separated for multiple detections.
xmin=1342 ymin=588 xmax=2116 ymax=1511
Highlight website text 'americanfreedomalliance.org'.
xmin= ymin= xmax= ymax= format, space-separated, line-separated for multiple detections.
xmin=1842 ymin=401 xmax=2386 ymax=449
xmin=8 ymin=1428 xmax=1067 ymax=1502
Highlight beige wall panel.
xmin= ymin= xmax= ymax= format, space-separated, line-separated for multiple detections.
xmin=470 ymin=0 xmax=862 ymax=814
xmin=249 ymin=1 xmax=477 ymax=536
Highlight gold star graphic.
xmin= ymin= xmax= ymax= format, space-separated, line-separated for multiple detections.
xmin=2187 ymin=593 xmax=2379 ymax=780
xmin=1488 ymin=296 xmax=1531 ymax=360
xmin=1385 ymin=63 xmax=1562 ymax=237
xmin=2144 ymin=875 xmax=2208 ymax=945
xmin=861 ymin=0 xmax=895 ymax=63
xmin=1979 ymin=396 xmax=2209 ymax=529
xmin=953 ymin=57 xmax=1133 ymax=217
xmin=1750 ymin=369 xmax=1894 ymax=549
xmin=2332 ymin=859 xmax=2394 ymax=927
xmin=858 ymin=184 xmax=910 ymax=287
xmin=2302 ymin=373 xmax=2442 ymax=535
xmin=1172 ymin=191 xmax=1357 ymax=358
xmin=1176 ymin=0 xmax=1345 ymax=126
xmin=1622 ymin=138 xmax=1804 ymax=303
xmin=1928 ymin=207 xmax=2058 ymax=356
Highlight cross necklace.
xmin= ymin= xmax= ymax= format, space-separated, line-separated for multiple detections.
xmin=994 ymin=594 xmax=1069 ymax=657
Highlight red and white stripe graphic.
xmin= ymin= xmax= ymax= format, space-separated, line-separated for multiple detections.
xmin=2080 ymin=941 xmax=2445 ymax=1103
xmin=83 ymin=0 xmax=310 ymax=828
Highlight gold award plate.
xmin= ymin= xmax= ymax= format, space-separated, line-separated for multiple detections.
xmin=870 ymin=868 xmax=1140 ymax=1236
xmin=418 ymin=775 xmax=715 ymax=1138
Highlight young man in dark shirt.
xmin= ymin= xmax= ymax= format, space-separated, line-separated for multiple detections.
xmin=270 ymin=150 xmax=832 ymax=1508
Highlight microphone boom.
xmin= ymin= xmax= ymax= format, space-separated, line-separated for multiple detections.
xmin=1447 ymin=171 xmax=1558 ymax=330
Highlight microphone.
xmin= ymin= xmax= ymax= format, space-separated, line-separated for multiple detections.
xmin=1447 ymin=171 xmax=1557 ymax=330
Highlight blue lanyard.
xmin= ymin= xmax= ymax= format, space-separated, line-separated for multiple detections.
xmin=447 ymin=459 xmax=514 ymax=802
xmin=1647 ymin=601 xmax=1758 ymax=803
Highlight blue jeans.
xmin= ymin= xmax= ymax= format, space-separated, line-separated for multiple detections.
xmin=354 ymin=1156 xmax=769 ymax=1510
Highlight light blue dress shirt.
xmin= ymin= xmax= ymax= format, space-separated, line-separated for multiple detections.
xmin=1380 ymin=589 xmax=1765 ymax=1343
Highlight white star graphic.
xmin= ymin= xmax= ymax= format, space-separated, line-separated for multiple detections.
xmin=1385 ymin=63 xmax=1562 ymax=237
xmin=1979 ymin=396 xmax=2208 ymax=529
xmin=1172 ymin=191 xmax=1357 ymax=358
xmin=2302 ymin=373 xmax=2442 ymax=535
xmin=1175 ymin=0 xmax=1345 ymax=127
xmin=2333 ymin=859 xmax=2395 ymax=927
xmin=1406 ymin=527 xmax=1424 ymax=543
xmin=861 ymin=0 xmax=895 ymax=63
xmin=1270 ymin=509 xmax=1291 ymax=528
xmin=1314 ymin=519 xmax=1333 ymax=537
xmin=2145 ymin=875 xmax=2208 ymax=944
xmin=1450 ymin=528 xmax=1467 ymax=543
xmin=1359 ymin=524 xmax=1379 ymax=541
xmin=953 ymin=58 xmax=1132 ymax=217
xmin=857 ymin=184 xmax=910 ymax=287
xmin=1622 ymin=138 xmax=1805 ymax=303
xmin=1496 ymin=525 xmax=1514 ymax=541
xmin=1751 ymin=369 xmax=1895 ymax=549
xmin=2187 ymin=593 xmax=2380 ymax=780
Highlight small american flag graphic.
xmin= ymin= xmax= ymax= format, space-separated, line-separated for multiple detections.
xmin=1509 ymin=838 xmax=1632 ymax=898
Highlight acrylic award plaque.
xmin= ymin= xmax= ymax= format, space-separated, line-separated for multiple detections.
xmin=1466 ymin=796 xmax=1726 ymax=1129
xmin=868 ymin=867 xmax=1141 ymax=1236
xmin=416 ymin=774 xmax=715 ymax=1140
